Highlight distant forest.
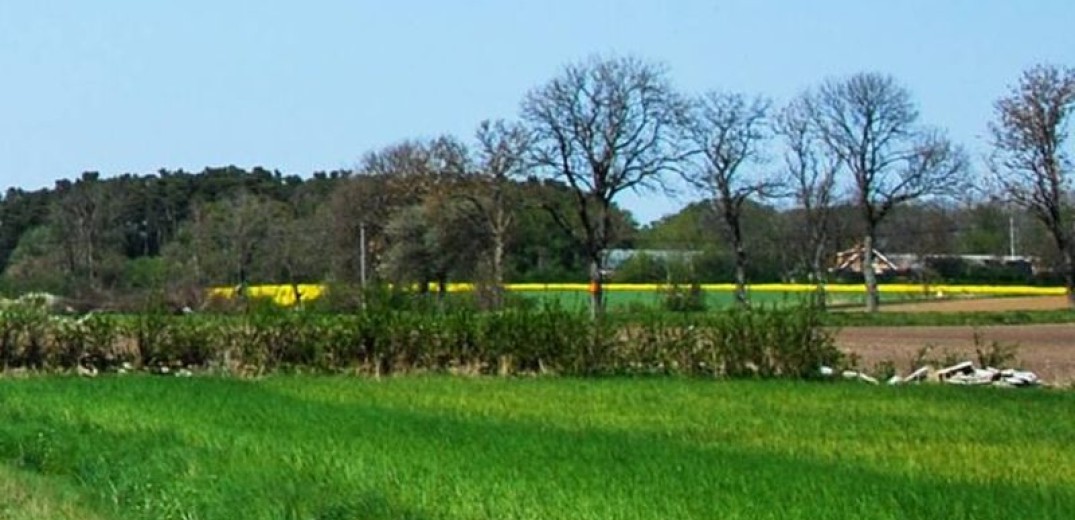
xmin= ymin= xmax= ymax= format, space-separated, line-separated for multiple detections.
xmin=0 ymin=164 xmax=1059 ymax=298
xmin=0 ymin=165 xmax=630 ymax=297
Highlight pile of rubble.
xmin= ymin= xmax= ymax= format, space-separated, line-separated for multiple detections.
xmin=823 ymin=362 xmax=1042 ymax=388
xmin=76 ymin=361 xmax=195 ymax=378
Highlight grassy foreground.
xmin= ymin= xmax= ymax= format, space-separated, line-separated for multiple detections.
xmin=0 ymin=376 xmax=1072 ymax=519
xmin=0 ymin=465 xmax=103 ymax=520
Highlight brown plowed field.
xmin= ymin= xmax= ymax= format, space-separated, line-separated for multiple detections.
xmin=835 ymin=296 xmax=1075 ymax=385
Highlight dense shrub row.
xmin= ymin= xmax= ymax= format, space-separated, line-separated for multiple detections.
xmin=0 ymin=302 xmax=841 ymax=379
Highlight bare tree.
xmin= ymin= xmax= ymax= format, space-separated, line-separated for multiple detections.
xmin=680 ymin=92 xmax=774 ymax=306
xmin=360 ymin=135 xmax=469 ymax=221
xmin=325 ymin=173 xmax=393 ymax=284
xmin=521 ymin=55 xmax=686 ymax=316
xmin=813 ymin=73 xmax=967 ymax=312
xmin=775 ymin=93 xmax=839 ymax=308
xmin=464 ymin=119 xmax=530 ymax=307
xmin=328 ymin=137 xmax=469 ymax=285
xmin=990 ymin=64 xmax=1075 ymax=306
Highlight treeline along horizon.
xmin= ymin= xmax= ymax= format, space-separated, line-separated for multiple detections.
xmin=2 ymin=60 xmax=1071 ymax=308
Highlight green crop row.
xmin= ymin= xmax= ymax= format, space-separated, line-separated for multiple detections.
xmin=0 ymin=303 xmax=841 ymax=379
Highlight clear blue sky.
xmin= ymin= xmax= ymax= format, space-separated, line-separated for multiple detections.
xmin=2 ymin=1 xmax=1072 ymax=223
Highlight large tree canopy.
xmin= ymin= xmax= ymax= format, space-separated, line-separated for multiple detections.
xmin=990 ymin=64 xmax=1075 ymax=306
xmin=522 ymin=55 xmax=686 ymax=315
xmin=811 ymin=72 xmax=967 ymax=311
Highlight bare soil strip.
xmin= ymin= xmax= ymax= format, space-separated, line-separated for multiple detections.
xmin=874 ymin=295 xmax=1071 ymax=313
xmin=835 ymin=296 xmax=1075 ymax=385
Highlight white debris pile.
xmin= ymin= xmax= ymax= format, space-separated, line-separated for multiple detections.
xmin=821 ymin=362 xmax=1042 ymax=388
xmin=840 ymin=369 xmax=879 ymax=385
xmin=929 ymin=361 xmax=1040 ymax=387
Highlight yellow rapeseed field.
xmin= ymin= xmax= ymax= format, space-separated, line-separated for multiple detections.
xmin=208 ymin=282 xmax=1065 ymax=306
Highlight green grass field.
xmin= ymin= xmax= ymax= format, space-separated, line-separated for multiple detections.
xmin=0 ymin=376 xmax=1071 ymax=519
xmin=526 ymin=289 xmax=818 ymax=309
xmin=525 ymin=289 xmax=941 ymax=310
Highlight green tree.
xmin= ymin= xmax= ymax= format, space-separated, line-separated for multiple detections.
xmin=164 ymin=191 xmax=284 ymax=289
xmin=49 ymin=172 xmax=127 ymax=293
xmin=505 ymin=179 xmax=590 ymax=282
xmin=2 ymin=226 xmax=69 ymax=294
xmin=380 ymin=198 xmax=483 ymax=298
xmin=265 ymin=206 xmax=329 ymax=306
xmin=0 ymin=187 xmax=52 ymax=275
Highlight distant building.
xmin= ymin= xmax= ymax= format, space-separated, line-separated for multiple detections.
xmin=831 ymin=243 xmax=1039 ymax=278
xmin=602 ymin=249 xmax=700 ymax=273
xmin=831 ymin=244 xmax=900 ymax=275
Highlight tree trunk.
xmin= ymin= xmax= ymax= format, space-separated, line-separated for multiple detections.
xmin=491 ymin=228 xmax=505 ymax=309
xmin=725 ymin=203 xmax=749 ymax=307
xmin=290 ymin=281 xmax=303 ymax=309
xmin=1064 ymin=248 xmax=1075 ymax=309
xmin=86 ymin=233 xmax=97 ymax=290
xmin=1049 ymin=229 xmax=1075 ymax=309
xmin=862 ymin=234 xmax=880 ymax=313
xmin=589 ymin=258 xmax=604 ymax=319
xmin=733 ymin=240 xmax=748 ymax=307
xmin=811 ymin=241 xmax=828 ymax=311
